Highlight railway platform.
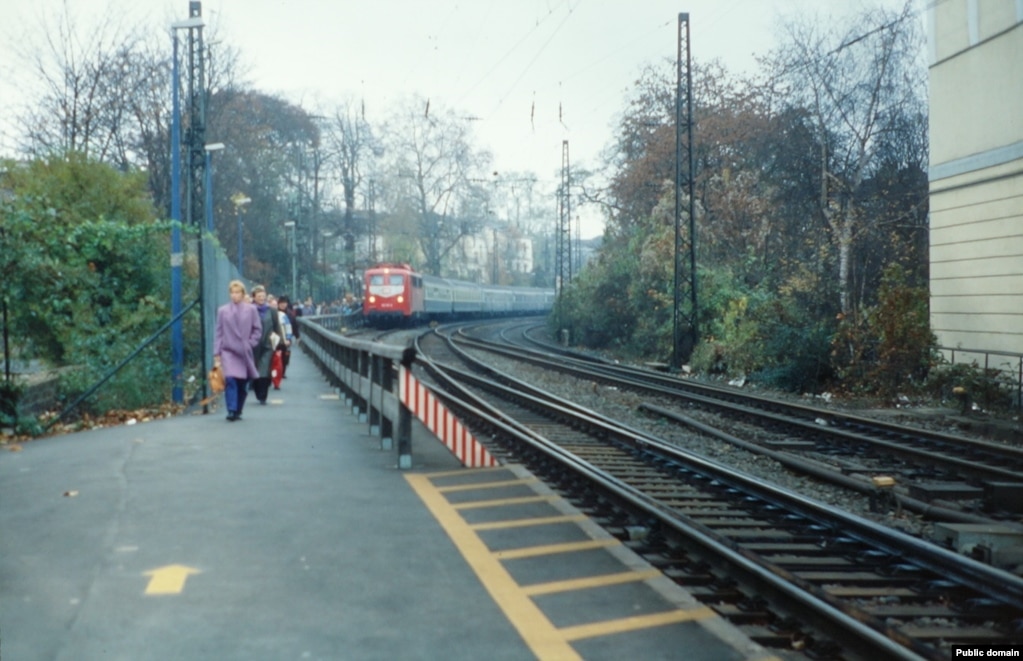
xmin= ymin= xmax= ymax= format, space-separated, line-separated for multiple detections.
xmin=0 ymin=349 xmax=774 ymax=661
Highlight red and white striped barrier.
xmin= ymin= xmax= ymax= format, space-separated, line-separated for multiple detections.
xmin=399 ymin=366 xmax=499 ymax=468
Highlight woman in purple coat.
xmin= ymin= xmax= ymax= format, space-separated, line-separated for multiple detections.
xmin=214 ymin=280 xmax=262 ymax=421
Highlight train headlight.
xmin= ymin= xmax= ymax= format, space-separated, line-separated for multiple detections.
xmin=397 ymin=295 xmax=404 ymax=303
xmin=368 ymin=295 xmax=376 ymax=303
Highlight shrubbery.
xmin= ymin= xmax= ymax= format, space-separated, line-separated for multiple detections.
xmin=556 ymin=253 xmax=956 ymax=404
xmin=925 ymin=361 xmax=1018 ymax=413
xmin=829 ymin=265 xmax=938 ymax=400
xmin=2 ymin=154 xmax=182 ymax=424
xmin=689 ymin=267 xmax=834 ymax=392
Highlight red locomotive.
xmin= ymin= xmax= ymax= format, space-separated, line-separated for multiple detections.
xmin=363 ymin=263 xmax=554 ymax=326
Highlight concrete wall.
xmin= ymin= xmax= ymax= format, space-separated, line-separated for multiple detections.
xmin=928 ymin=0 xmax=1023 ymax=362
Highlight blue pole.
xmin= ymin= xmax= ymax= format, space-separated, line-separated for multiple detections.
xmin=170 ymin=31 xmax=184 ymax=404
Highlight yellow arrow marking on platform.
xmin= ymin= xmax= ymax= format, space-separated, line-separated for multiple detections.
xmin=143 ymin=564 xmax=201 ymax=595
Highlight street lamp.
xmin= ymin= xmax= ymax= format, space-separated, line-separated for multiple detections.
xmin=232 ymin=194 xmax=251 ymax=278
xmin=283 ymin=221 xmax=297 ymax=299
xmin=169 ymin=14 xmax=204 ymax=405
xmin=196 ymin=141 xmax=223 ymax=414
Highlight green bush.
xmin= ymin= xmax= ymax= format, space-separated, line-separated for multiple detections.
xmin=0 ymin=380 xmax=22 ymax=424
xmin=925 ymin=361 xmax=1017 ymax=413
xmin=831 ymin=264 xmax=937 ymax=400
xmin=687 ymin=267 xmax=833 ymax=391
xmin=0 ymin=380 xmax=43 ymax=436
xmin=754 ymin=320 xmax=833 ymax=392
xmin=56 ymin=304 xmax=175 ymax=413
xmin=2 ymin=154 xmax=181 ymax=423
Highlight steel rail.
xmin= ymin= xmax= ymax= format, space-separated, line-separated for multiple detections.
xmin=414 ymin=348 xmax=927 ymax=659
xmin=452 ymin=331 xmax=1023 ymax=486
xmin=416 ymin=329 xmax=1023 ymax=659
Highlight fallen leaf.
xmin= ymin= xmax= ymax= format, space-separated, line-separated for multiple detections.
xmin=63 ymin=490 xmax=79 ymax=498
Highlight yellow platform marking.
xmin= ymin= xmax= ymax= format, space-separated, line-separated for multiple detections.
xmin=437 ymin=478 xmax=537 ymax=493
xmin=452 ymin=494 xmax=558 ymax=510
xmin=523 ymin=569 xmax=664 ymax=597
xmin=143 ymin=564 xmax=201 ymax=595
xmin=496 ymin=539 xmax=619 ymax=561
xmin=405 ymin=473 xmax=582 ymax=660
xmin=406 ymin=471 xmax=767 ymax=661
xmin=560 ymin=607 xmax=718 ymax=642
xmin=471 ymin=514 xmax=588 ymax=531
xmin=423 ymin=467 xmax=508 ymax=480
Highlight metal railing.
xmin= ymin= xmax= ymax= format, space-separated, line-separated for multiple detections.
xmin=297 ymin=316 xmax=418 ymax=468
xmin=939 ymin=345 xmax=1023 ymax=411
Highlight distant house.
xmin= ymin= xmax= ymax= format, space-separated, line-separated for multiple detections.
xmin=444 ymin=225 xmax=540 ymax=285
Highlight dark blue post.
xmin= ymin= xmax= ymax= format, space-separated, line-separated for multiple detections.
xmin=170 ymin=31 xmax=184 ymax=404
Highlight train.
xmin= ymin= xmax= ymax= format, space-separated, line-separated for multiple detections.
xmin=363 ymin=263 xmax=556 ymax=326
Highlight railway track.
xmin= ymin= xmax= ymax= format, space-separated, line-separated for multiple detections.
xmin=450 ymin=323 xmax=1023 ymax=523
xmin=413 ymin=328 xmax=1023 ymax=659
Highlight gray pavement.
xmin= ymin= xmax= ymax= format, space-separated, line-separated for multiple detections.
xmin=0 ymin=349 xmax=531 ymax=661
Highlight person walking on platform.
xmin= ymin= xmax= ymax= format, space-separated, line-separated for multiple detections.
xmin=290 ymin=296 xmax=302 ymax=345
xmin=214 ymin=280 xmax=262 ymax=422
xmin=276 ymin=295 xmax=294 ymax=383
xmin=250 ymin=285 xmax=283 ymax=405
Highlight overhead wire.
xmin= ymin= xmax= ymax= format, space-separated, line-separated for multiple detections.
xmin=455 ymin=0 xmax=574 ymax=107
xmin=524 ymin=0 xmax=751 ymax=140
xmin=414 ymin=0 xmax=784 ymax=181
xmin=400 ymin=1 xmax=464 ymax=92
xmin=486 ymin=0 xmax=579 ymax=117
xmin=448 ymin=0 xmax=499 ymax=92
xmin=546 ymin=17 xmax=675 ymax=131
xmin=466 ymin=9 xmax=674 ymax=149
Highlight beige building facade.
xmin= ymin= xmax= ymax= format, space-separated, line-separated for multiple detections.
xmin=928 ymin=0 xmax=1023 ymax=365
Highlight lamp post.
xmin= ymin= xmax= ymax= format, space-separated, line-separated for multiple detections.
xmin=232 ymin=194 xmax=251 ymax=278
xmin=284 ymin=221 xmax=297 ymax=298
xmin=169 ymin=14 xmax=204 ymax=404
xmin=203 ymin=142 xmax=224 ymax=232
xmin=197 ymin=141 xmax=223 ymax=414
xmin=320 ymin=229 xmax=334 ymax=303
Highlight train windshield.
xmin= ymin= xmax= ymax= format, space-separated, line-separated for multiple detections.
xmin=369 ymin=274 xmax=405 ymax=286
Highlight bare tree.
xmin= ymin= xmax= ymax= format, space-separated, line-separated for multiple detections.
xmin=381 ymin=96 xmax=490 ymax=275
xmin=323 ymin=97 xmax=378 ymax=275
xmin=771 ymin=0 xmax=926 ymax=313
xmin=8 ymin=4 xmax=246 ymax=219
xmin=488 ymin=171 xmax=545 ymax=233
xmin=11 ymin=4 xmax=147 ymax=160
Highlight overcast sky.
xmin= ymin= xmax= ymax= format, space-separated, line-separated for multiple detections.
xmin=1 ymin=0 xmax=907 ymax=236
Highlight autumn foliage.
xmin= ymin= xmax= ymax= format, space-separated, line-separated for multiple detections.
xmin=557 ymin=3 xmax=937 ymax=399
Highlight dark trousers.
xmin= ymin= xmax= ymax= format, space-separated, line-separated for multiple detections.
xmin=251 ymin=376 xmax=271 ymax=403
xmin=225 ymin=377 xmax=249 ymax=414
xmin=280 ymin=348 xmax=291 ymax=377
